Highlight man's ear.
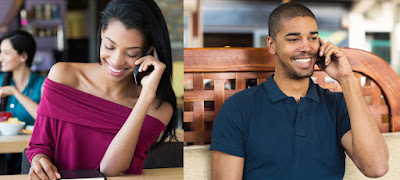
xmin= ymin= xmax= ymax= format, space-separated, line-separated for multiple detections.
xmin=266 ymin=36 xmax=276 ymax=55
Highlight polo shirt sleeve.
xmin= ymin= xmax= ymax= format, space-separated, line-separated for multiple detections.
xmin=210 ymin=98 xmax=245 ymax=158
xmin=337 ymin=93 xmax=351 ymax=143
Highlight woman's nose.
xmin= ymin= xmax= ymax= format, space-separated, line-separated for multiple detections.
xmin=110 ymin=51 xmax=125 ymax=66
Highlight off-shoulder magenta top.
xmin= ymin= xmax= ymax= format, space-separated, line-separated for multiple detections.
xmin=26 ymin=78 xmax=166 ymax=174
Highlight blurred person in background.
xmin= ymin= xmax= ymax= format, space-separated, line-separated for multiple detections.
xmin=0 ymin=30 xmax=45 ymax=175
xmin=0 ymin=30 xmax=45 ymax=126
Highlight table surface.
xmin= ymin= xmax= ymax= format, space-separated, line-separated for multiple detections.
xmin=0 ymin=134 xmax=31 ymax=153
xmin=0 ymin=167 xmax=183 ymax=180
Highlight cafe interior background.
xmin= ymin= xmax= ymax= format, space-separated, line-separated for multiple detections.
xmin=0 ymin=0 xmax=184 ymax=128
xmin=0 ymin=0 xmax=183 ymax=175
xmin=185 ymin=0 xmax=400 ymax=73
xmin=183 ymin=0 xmax=400 ymax=179
xmin=183 ymin=0 xmax=400 ymax=141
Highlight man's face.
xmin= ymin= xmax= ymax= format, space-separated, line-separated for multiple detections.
xmin=268 ymin=16 xmax=319 ymax=79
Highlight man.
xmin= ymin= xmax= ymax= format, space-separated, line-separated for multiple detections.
xmin=210 ymin=2 xmax=388 ymax=179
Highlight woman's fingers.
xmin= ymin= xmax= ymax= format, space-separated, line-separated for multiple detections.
xmin=32 ymin=161 xmax=49 ymax=180
xmin=138 ymin=57 xmax=165 ymax=72
xmin=40 ymin=158 xmax=57 ymax=180
xmin=29 ymin=158 xmax=60 ymax=180
xmin=52 ymin=165 xmax=61 ymax=179
xmin=29 ymin=167 xmax=40 ymax=180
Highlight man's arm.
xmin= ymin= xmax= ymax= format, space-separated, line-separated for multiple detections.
xmin=320 ymin=39 xmax=389 ymax=177
xmin=211 ymin=150 xmax=244 ymax=180
xmin=340 ymin=76 xmax=389 ymax=177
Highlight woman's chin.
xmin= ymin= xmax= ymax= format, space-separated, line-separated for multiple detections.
xmin=0 ymin=68 xmax=11 ymax=72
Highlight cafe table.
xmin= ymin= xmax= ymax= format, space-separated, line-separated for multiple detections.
xmin=0 ymin=167 xmax=183 ymax=179
xmin=0 ymin=134 xmax=31 ymax=153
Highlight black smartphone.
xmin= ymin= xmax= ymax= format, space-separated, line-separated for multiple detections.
xmin=316 ymin=41 xmax=326 ymax=70
xmin=133 ymin=46 xmax=152 ymax=85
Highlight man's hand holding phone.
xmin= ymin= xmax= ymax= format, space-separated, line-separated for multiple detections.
xmin=318 ymin=38 xmax=353 ymax=83
xmin=134 ymin=47 xmax=166 ymax=96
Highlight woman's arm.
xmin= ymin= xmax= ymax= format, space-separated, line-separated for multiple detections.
xmin=99 ymin=49 xmax=173 ymax=176
xmin=0 ymin=85 xmax=41 ymax=119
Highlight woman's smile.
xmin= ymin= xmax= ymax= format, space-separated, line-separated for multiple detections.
xmin=104 ymin=59 xmax=131 ymax=76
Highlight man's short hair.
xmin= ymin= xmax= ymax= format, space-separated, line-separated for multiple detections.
xmin=268 ymin=2 xmax=317 ymax=39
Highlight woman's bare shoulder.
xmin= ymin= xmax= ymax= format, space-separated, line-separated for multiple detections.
xmin=147 ymin=100 xmax=173 ymax=126
xmin=48 ymin=62 xmax=97 ymax=88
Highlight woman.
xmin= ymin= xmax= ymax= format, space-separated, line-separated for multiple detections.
xmin=0 ymin=30 xmax=45 ymax=126
xmin=26 ymin=0 xmax=177 ymax=179
xmin=0 ymin=30 xmax=45 ymax=175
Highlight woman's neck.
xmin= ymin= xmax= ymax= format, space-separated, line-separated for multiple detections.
xmin=12 ymin=65 xmax=31 ymax=92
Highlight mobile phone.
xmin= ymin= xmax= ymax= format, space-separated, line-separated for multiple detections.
xmin=316 ymin=41 xmax=326 ymax=70
xmin=133 ymin=46 xmax=152 ymax=85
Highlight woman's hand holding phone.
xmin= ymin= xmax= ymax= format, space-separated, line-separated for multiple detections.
xmin=318 ymin=38 xmax=353 ymax=83
xmin=134 ymin=47 xmax=166 ymax=96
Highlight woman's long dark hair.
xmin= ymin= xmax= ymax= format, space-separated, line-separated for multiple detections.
xmin=0 ymin=30 xmax=36 ymax=111
xmin=98 ymin=0 xmax=177 ymax=145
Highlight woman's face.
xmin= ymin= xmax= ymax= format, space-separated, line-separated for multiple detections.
xmin=100 ymin=20 xmax=146 ymax=83
xmin=0 ymin=39 xmax=27 ymax=72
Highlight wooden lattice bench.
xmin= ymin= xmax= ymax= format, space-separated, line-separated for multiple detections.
xmin=184 ymin=47 xmax=400 ymax=144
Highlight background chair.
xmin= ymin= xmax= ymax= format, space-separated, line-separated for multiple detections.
xmin=143 ymin=142 xmax=183 ymax=169
xmin=21 ymin=149 xmax=29 ymax=174
xmin=184 ymin=47 xmax=400 ymax=145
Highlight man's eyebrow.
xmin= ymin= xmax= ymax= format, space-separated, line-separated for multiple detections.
xmin=285 ymin=32 xmax=300 ymax=37
xmin=310 ymin=31 xmax=318 ymax=35
xmin=104 ymin=37 xmax=142 ymax=50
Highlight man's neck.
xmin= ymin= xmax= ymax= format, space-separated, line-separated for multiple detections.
xmin=273 ymin=72 xmax=310 ymax=103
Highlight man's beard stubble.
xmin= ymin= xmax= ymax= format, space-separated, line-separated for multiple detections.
xmin=276 ymin=52 xmax=315 ymax=80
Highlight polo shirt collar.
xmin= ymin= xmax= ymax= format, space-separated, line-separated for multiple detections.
xmin=264 ymin=74 xmax=320 ymax=103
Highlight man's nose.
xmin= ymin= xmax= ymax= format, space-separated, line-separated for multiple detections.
xmin=299 ymin=39 xmax=313 ymax=52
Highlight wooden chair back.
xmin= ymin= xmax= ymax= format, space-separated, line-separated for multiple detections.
xmin=184 ymin=47 xmax=400 ymax=144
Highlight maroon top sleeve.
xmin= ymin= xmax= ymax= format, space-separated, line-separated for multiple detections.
xmin=26 ymin=114 xmax=57 ymax=163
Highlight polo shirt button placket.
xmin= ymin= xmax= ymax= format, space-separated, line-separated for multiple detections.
xmin=296 ymin=110 xmax=307 ymax=137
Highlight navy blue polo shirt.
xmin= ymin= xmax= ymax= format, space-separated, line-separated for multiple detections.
xmin=210 ymin=74 xmax=351 ymax=179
